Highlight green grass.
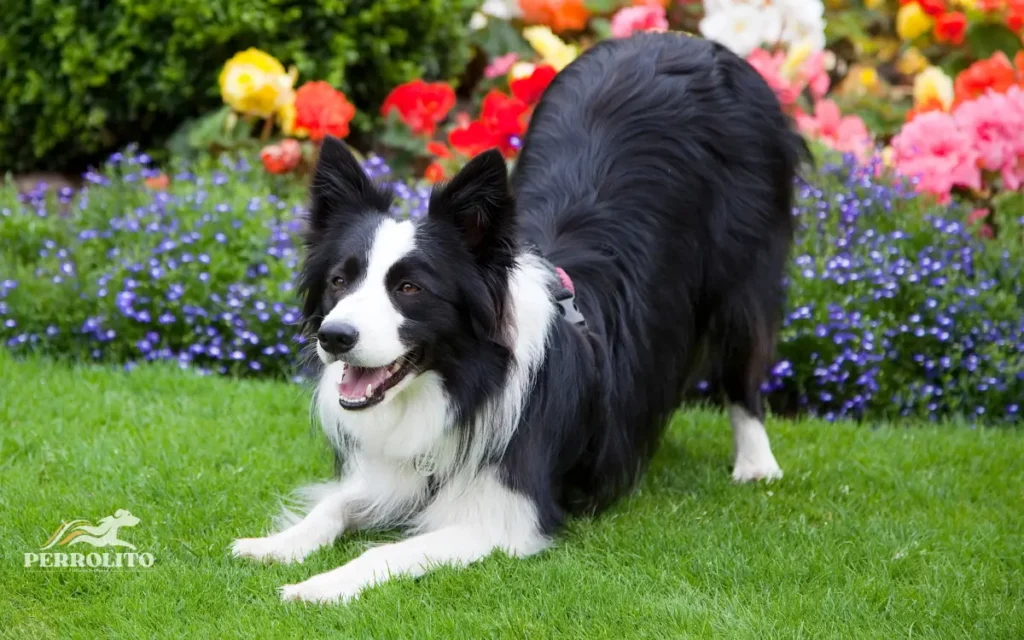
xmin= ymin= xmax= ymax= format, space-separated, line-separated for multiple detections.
xmin=2 ymin=351 xmax=1022 ymax=639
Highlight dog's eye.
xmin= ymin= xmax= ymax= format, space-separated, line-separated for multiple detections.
xmin=398 ymin=282 xmax=420 ymax=295
xmin=330 ymin=276 xmax=346 ymax=288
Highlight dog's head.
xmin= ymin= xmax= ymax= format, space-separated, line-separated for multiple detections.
xmin=298 ymin=136 xmax=517 ymax=413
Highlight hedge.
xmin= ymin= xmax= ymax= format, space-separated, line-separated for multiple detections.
xmin=0 ymin=0 xmax=480 ymax=173
xmin=1 ymin=149 xmax=1022 ymax=423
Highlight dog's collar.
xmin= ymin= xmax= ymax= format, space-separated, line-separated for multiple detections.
xmin=551 ymin=266 xmax=587 ymax=330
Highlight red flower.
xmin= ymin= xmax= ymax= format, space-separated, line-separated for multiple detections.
xmin=424 ymin=162 xmax=446 ymax=183
xmin=918 ymin=0 xmax=947 ymax=15
xmin=510 ymin=65 xmax=558 ymax=106
xmin=954 ymin=52 xmax=1017 ymax=104
xmin=448 ymin=120 xmax=501 ymax=157
xmin=975 ymin=0 xmax=1004 ymax=11
xmin=934 ymin=12 xmax=967 ymax=44
xmin=260 ymin=139 xmax=302 ymax=174
xmin=144 ymin=173 xmax=169 ymax=191
xmin=426 ymin=141 xmax=452 ymax=159
xmin=294 ymin=82 xmax=356 ymax=142
xmin=480 ymin=90 xmax=530 ymax=156
xmin=1008 ymin=6 xmax=1024 ymax=31
xmin=381 ymin=80 xmax=456 ymax=136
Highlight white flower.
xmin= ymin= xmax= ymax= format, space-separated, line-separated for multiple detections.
xmin=700 ymin=4 xmax=783 ymax=57
xmin=481 ymin=0 xmax=521 ymax=19
xmin=470 ymin=12 xmax=488 ymax=31
xmin=776 ymin=0 xmax=826 ymax=50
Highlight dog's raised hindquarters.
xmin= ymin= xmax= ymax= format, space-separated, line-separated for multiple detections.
xmin=233 ymin=32 xmax=805 ymax=603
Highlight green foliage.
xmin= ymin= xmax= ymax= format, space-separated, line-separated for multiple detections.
xmin=0 ymin=0 xmax=481 ymax=173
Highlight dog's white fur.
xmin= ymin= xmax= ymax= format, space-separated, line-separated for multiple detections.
xmin=728 ymin=405 xmax=783 ymax=483
xmin=232 ymin=225 xmax=558 ymax=603
xmin=320 ymin=218 xmax=416 ymax=368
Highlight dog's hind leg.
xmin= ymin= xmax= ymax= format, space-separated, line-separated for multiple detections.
xmin=716 ymin=287 xmax=784 ymax=483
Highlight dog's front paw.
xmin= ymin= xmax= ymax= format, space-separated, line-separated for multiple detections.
xmin=732 ymin=455 xmax=783 ymax=483
xmin=280 ymin=570 xmax=367 ymax=605
xmin=231 ymin=534 xmax=313 ymax=564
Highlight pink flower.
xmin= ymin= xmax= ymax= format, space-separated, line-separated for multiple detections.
xmin=804 ymin=51 xmax=830 ymax=101
xmin=890 ymin=111 xmax=981 ymax=202
xmin=746 ymin=49 xmax=800 ymax=107
xmin=485 ymin=53 xmax=520 ymax=80
xmin=610 ymin=5 xmax=669 ymax=38
xmin=954 ymin=87 xmax=1024 ymax=190
xmin=967 ymin=208 xmax=994 ymax=238
xmin=795 ymin=100 xmax=872 ymax=163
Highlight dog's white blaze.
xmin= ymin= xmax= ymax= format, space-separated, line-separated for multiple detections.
xmin=276 ymin=468 xmax=547 ymax=603
xmin=320 ymin=218 xmax=417 ymax=368
xmin=729 ymin=405 xmax=783 ymax=483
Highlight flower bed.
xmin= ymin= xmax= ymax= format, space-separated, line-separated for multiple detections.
xmin=2 ymin=148 xmax=1021 ymax=422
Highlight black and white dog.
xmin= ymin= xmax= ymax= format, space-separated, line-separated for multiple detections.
xmin=232 ymin=32 xmax=805 ymax=603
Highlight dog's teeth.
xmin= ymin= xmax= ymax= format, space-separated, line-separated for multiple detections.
xmin=366 ymin=383 xmax=374 ymax=396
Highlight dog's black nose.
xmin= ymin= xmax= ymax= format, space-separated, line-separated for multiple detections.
xmin=318 ymin=322 xmax=359 ymax=355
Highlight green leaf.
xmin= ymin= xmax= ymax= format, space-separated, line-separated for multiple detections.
xmin=590 ymin=17 xmax=613 ymax=41
xmin=965 ymin=22 xmax=1022 ymax=61
xmin=584 ymin=0 xmax=620 ymax=15
xmin=472 ymin=18 xmax=535 ymax=59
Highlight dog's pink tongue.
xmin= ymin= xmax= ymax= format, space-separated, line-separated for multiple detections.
xmin=339 ymin=365 xmax=389 ymax=397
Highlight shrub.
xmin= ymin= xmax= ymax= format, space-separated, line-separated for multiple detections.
xmin=0 ymin=0 xmax=480 ymax=173
xmin=1 ymin=149 xmax=1021 ymax=422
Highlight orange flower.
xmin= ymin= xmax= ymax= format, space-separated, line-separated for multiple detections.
xmin=381 ymin=80 xmax=456 ymax=136
xmin=954 ymin=52 xmax=1017 ymax=104
xmin=519 ymin=0 xmax=590 ymax=32
xmin=260 ymin=139 xmax=302 ymax=174
xmin=905 ymin=96 xmax=946 ymax=121
xmin=424 ymin=162 xmax=446 ymax=183
xmin=934 ymin=12 xmax=967 ymax=44
xmin=509 ymin=65 xmax=558 ymax=105
xmin=144 ymin=173 xmax=169 ymax=191
xmin=294 ymin=81 xmax=356 ymax=142
xmin=426 ymin=141 xmax=452 ymax=159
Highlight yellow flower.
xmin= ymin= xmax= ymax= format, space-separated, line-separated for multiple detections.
xmin=951 ymin=0 xmax=974 ymax=8
xmin=896 ymin=3 xmax=933 ymax=41
xmin=522 ymin=26 xmax=579 ymax=71
xmin=864 ymin=0 xmax=886 ymax=9
xmin=913 ymin=66 xmax=954 ymax=109
xmin=219 ymin=48 xmax=296 ymax=119
xmin=275 ymin=100 xmax=307 ymax=139
xmin=781 ymin=40 xmax=813 ymax=78
xmin=881 ymin=146 xmax=894 ymax=168
xmin=509 ymin=62 xmax=537 ymax=82
xmin=897 ymin=47 xmax=929 ymax=76
xmin=858 ymin=67 xmax=880 ymax=90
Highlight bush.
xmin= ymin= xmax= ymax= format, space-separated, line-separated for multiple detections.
xmin=0 ymin=0 xmax=480 ymax=173
xmin=1 ymin=149 xmax=1021 ymax=422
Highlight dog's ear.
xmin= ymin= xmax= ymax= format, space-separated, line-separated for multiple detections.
xmin=428 ymin=148 xmax=515 ymax=260
xmin=308 ymin=136 xmax=393 ymax=232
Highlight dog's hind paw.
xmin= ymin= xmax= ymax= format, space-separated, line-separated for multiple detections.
xmin=731 ymin=457 xmax=783 ymax=483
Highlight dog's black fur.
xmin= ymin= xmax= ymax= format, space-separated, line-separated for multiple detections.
xmin=501 ymin=33 xmax=806 ymax=530
xmin=298 ymin=32 xmax=804 ymax=536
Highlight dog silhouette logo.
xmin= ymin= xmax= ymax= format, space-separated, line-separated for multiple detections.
xmin=40 ymin=509 xmax=141 ymax=551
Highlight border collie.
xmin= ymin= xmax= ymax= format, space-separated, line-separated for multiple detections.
xmin=232 ymin=32 xmax=805 ymax=603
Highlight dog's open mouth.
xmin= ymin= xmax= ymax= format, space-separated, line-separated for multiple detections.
xmin=337 ymin=352 xmax=419 ymax=410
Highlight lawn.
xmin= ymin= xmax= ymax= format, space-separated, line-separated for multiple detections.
xmin=2 ymin=351 xmax=1022 ymax=639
